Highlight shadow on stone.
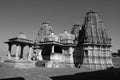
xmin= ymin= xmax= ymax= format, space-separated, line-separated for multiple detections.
xmin=50 ymin=67 xmax=120 ymax=80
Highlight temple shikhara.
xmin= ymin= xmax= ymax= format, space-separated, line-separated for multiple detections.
xmin=4 ymin=10 xmax=113 ymax=70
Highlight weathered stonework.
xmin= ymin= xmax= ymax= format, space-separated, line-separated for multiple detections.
xmin=77 ymin=10 xmax=113 ymax=70
xmin=4 ymin=11 xmax=113 ymax=69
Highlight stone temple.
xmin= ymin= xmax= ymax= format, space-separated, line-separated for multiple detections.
xmin=4 ymin=10 xmax=113 ymax=70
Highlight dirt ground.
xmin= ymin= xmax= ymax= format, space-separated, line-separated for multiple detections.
xmin=0 ymin=66 xmax=92 ymax=80
xmin=0 ymin=57 xmax=120 ymax=80
xmin=0 ymin=66 xmax=120 ymax=80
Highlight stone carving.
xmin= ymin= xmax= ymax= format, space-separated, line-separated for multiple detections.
xmin=35 ymin=22 xmax=54 ymax=42
xmin=78 ymin=10 xmax=112 ymax=69
xmin=81 ymin=11 xmax=111 ymax=45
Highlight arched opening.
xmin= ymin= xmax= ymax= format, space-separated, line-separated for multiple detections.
xmin=23 ymin=46 xmax=29 ymax=59
xmin=11 ymin=44 xmax=16 ymax=57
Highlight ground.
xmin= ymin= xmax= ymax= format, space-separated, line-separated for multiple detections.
xmin=0 ymin=57 xmax=120 ymax=80
xmin=112 ymin=57 xmax=120 ymax=68
xmin=0 ymin=66 xmax=93 ymax=80
xmin=0 ymin=66 xmax=120 ymax=80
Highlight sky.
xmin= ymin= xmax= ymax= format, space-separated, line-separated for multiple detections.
xmin=0 ymin=0 xmax=120 ymax=57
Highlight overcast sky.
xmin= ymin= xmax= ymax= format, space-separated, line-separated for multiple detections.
xmin=0 ymin=0 xmax=120 ymax=57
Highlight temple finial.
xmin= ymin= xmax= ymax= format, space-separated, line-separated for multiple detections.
xmin=42 ymin=18 xmax=49 ymax=25
xmin=90 ymin=8 xmax=93 ymax=12
xmin=86 ymin=8 xmax=96 ymax=14
xmin=45 ymin=18 xmax=47 ymax=23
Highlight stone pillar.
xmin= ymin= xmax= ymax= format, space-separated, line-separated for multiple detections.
xmin=101 ymin=47 xmax=106 ymax=69
xmin=69 ymin=47 xmax=74 ymax=67
xmin=98 ymin=46 xmax=101 ymax=69
xmin=15 ymin=45 xmax=20 ymax=61
xmin=83 ymin=47 xmax=88 ymax=66
xmin=7 ymin=44 xmax=12 ymax=59
xmin=69 ymin=47 xmax=74 ymax=63
xmin=91 ymin=47 xmax=94 ymax=69
xmin=62 ymin=49 xmax=64 ymax=54
xmin=105 ymin=47 xmax=109 ymax=68
xmin=99 ymin=46 xmax=103 ymax=69
xmin=95 ymin=47 xmax=100 ymax=70
xmin=20 ymin=45 xmax=24 ymax=59
xmin=38 ymin=49 xmax=43 ymax=60
xmin=108 ymin=47 xmax=113 ymax=67
xmin=28 ymin=46 xmax=33 ymax=60
xmin=52 ymin=45 xmax=55 ymax=53
xmin=93 ymin=46 xmax=98 ymax=70
xmin=88 ymin=46 xmax=93 ymax=69
xmin=103 ymin=47 xmax=106 ymax=67
xmin=61 ymin=49 xmax=65 ymax=62
xmin=104 ymin=47 xmax=107 ymax=69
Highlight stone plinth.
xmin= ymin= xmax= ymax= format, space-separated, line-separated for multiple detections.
xmin=4 ymin=59 xmax=35 ymax=68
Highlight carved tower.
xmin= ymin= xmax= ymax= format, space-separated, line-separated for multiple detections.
xmin=35 ymin=21 xmax=54 ymax=42
xmin=78 ymin=10 xmax=113 ymax=70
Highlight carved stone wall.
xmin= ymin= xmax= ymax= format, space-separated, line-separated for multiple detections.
xmin=78 ymin=11 xmax=113 ymax=70
xmin=35 ymin=22 xmax=54 ymax=42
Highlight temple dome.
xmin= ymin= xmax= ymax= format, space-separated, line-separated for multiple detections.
xmin=44 ymin=33 xmax=59 ymax=42
xmin=17 ymin=32 xmax=27 ymax=39
xmin=59 ymin=30 xmax=75 ymax=43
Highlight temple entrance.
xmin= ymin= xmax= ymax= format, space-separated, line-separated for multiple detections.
xmin=54 ymin=45 xmax=62 ymax=53
xmin=41 ymin=45 xmax=62 ymax=61
xmin=41 ymin=45 xmax=51 ymax=60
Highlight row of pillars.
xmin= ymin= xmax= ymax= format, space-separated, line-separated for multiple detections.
xmin=83 ymin=46 xmax=113 ymax=69
xmin=37 ymin=45 xmax=74 ymax=63
xmin=7 ymin=43 xmax=33 ymax=61
xmin=36 ymin=45 xmax=55 ymax=61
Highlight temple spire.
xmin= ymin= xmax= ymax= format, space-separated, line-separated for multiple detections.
xmin=78 ymin=10 xmax=111 ymax=45
xmin=42 ymin=19 xmax=49 ymax=24
xmin=35 ymin=20 xmax=54 ymax=42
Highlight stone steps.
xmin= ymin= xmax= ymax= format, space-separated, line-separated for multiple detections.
xmin=45 ymin=61 xmax=74 ymax=68
xmin=14 ymin=62 xmax=35 ymax=68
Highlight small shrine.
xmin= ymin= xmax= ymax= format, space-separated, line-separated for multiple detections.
xmin=4 ymin=33 xmax=34 ymax=62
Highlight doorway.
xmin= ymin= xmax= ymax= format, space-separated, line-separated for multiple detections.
xmin=41 ymin=45 xmax=51 ymax=60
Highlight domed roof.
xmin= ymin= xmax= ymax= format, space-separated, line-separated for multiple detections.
xmin=59 ymin=30 xmax=75 ymax=41
xmin=17 ymin=32 xmax=27 ymax=39
xmin=44 ymin=33 xmax=59 ymax=42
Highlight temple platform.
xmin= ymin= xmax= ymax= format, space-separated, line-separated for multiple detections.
xmin=3 ymin=59 xmax=36 ymax=68
xmin=3 ymin=59 xmax=75 ymax=69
